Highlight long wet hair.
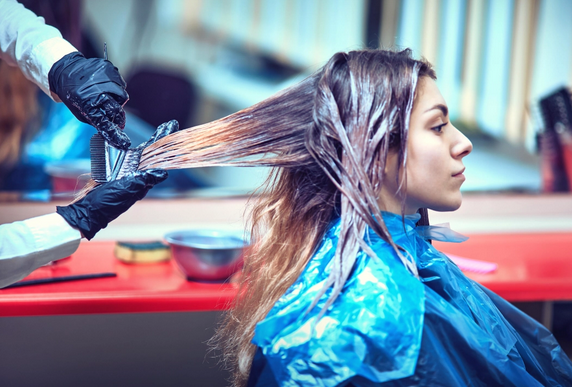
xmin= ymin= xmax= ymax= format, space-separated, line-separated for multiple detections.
xmin=79 ymin=49 xmax=435 ymax=385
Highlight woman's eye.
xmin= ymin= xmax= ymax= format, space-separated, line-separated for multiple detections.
xmin=432 ymin=122 xmax=447 ymax=133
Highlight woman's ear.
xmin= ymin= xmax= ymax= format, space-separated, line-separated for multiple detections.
xmin=383 ymin=150 xmax=399 ymax=177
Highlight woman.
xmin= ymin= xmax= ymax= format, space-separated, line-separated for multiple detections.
xmin=88 ymin=49 xmax=572 ymax=385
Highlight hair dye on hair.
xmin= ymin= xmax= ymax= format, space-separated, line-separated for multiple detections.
xmin=77 ymin=49 xmax=435 ymax=385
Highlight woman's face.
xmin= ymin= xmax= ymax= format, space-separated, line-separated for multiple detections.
xmin=379 ymin=77 xmax=473 ymax=214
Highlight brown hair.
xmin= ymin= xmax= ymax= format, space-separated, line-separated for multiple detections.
xmin=0 ymin=60 xmax=39 ymax=178
xmin=80 ymin=49 xmax=435 ymax=385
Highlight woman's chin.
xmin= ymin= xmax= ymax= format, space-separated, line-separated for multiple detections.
xmin=427 ymin=197 xmax=463 ymax=212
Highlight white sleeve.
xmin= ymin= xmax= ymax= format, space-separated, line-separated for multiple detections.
xmin=0 ymin=0 xmax=77 ymax=99
xmin=0 ymin=213 xmax=81 ymax=288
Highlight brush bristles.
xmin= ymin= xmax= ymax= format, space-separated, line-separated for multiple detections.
xmin=90 ymin=134 xmax=107 ymax=183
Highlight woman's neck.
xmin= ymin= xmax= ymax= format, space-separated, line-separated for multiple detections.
xmin=377 ymin=194 xmax=418 ymax=216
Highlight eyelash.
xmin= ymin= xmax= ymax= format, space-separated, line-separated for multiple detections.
xmin=432 ymin=122 xmax=448 ymax=133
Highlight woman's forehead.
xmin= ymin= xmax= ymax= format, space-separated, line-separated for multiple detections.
xmin=413 ymin=78 xmax=446 ymax=112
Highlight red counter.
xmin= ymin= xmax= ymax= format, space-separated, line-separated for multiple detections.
xmin=435 ymin=232 xmax=572 ymax=302
xmin=1 ymin=232 xmax=571 ymax=317
xmin=0 ymin=242 xmax=238 ymax=317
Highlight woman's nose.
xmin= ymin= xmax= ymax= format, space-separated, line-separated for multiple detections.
xmin=451 ymin=125 xmax=473 ymax=159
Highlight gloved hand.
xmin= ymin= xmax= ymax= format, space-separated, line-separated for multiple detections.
xmin=130 ymin=119 xmax=180 ymax=160
xmin=56 ymin=170 xmax=167 ymax=240
xmin=48 ymin=52 xmax=131 ymax=150
xmin=55 ymin=119 xmax=180 ymax=240
xmin=114 ymin=119 xmax=179 ymax=180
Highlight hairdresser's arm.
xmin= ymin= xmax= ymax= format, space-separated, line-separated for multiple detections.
xmin=0 ymin=170 xmax=167 ymax=288
xmin=0 ymin=0 xmax=130 ymax=149
xmin=0 ymin=213 xmax=81 ymax=289
xmin=0 ymin=0 xmax=77 ymax=97
xmin=56 ymin=170 xmax=168 ymax=240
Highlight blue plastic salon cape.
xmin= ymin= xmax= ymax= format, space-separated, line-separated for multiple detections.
xmin=248 ymin=212 xmax=572 ymax=386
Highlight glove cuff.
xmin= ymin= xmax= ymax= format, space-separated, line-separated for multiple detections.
xmin=56 ymin=204 xmax=107 ymax=241
xmin=48 ymin=51 xmax=86 ymax=95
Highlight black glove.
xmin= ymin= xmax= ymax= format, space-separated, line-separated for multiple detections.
xmin=114 ymin=119 xmax=179 ymax=180
xmin=56 ymin=170 xmax=167 ymax=240
xmin=48 ymin=52 xmax=131 ymax=150
xmin=130 ymin=119 xmax=180 ymax=159
xmin=56 ymin=119 xmax=180 ymax=240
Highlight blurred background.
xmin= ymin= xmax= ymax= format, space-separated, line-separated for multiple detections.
xmin=2 ymin=2 xmax=572 ymax=386
xmin=2 ymin=0 xmax=572 ymax=198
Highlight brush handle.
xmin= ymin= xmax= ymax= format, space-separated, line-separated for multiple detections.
xmin=3 ymin=273 xmax=117 ymax=289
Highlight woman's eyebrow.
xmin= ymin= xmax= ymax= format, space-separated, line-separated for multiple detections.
xmin=424 ymin=104 xmax=448 ymax=117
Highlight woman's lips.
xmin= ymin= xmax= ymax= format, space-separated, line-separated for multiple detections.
xmin=453 ymin=168 xmax=465 ymax=180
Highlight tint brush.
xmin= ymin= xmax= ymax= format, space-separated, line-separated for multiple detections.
xmin=90 ymin=133 xmax=108 ymax=183
xmin=89 ymin=42 xmax=140 ymax=184
xmin=90 ymin=134 xmax=140 ymax=183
